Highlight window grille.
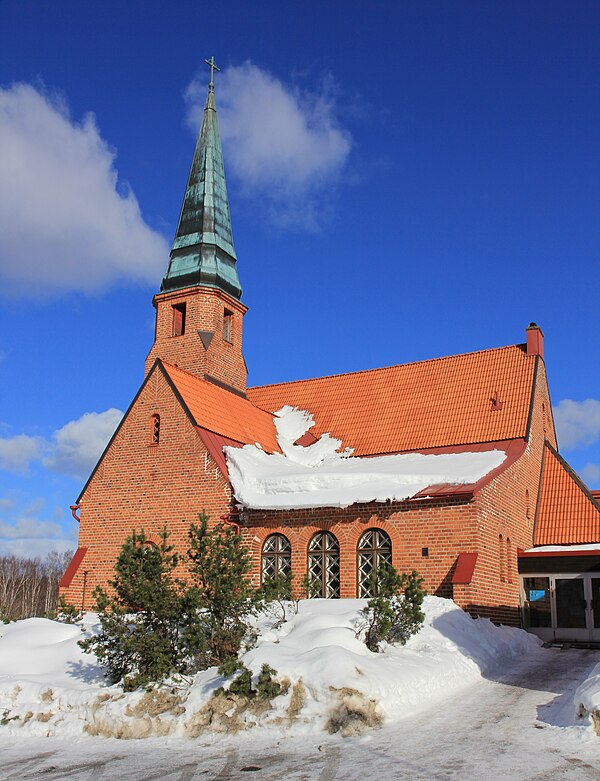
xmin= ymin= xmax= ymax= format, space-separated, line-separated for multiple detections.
xmin=151 ymin=414 xmax=160 ymax=444
xmin=357 ymin=529 xmax=392 ymax=597
xmin=261 ymin=534 xmax=291 ymax=583
xmin=307 ymin=531 xmax=340 ymax=599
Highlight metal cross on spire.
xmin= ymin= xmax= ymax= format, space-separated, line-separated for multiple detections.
xmin=204 ymin=56 xmax=221 ymax=92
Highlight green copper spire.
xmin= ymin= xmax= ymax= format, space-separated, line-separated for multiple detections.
xmin=160 ymin=57 xmax=242 ymax=299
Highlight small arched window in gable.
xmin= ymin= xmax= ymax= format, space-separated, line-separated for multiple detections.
xmin=150 ymin=414 xmax=161 ymax=445
xmin=499 ymin=533 xmax=506 ymax=583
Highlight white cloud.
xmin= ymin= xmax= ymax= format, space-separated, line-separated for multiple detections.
xmin=0 ymin=408 xmax=123 ymax=481
xmin=554 ymin=399 xmax=600 ymax=450
xmin=581 ymin=463 xmax=600 ymax=487
xmin=0 ymin=434 xmax=44 ymax=473
xmin=186 ymin=62 xmax=352 ymax=230
xmin=0 ymin=536 xmax=75 ymax=559
xmin=0 ymin=516 xmax=63 ymax=540
xmin=0 ymin=499 xmax=77 ymax=558
xmin=0 ymin=83 xmax=169 ymax=297
xmin=44 ymin=408 xmax=123 ymax=480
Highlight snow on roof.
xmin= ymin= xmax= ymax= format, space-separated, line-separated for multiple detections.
xmin=225 ymin=406 xmax=507 ymax=510
xmin=524 ymin=543 xmax=600 ymax=554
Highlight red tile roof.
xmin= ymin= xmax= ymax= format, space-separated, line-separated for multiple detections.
xmin=161 ymin=362 xmax=279 ymax=452
xmin=248 ymin=345 xmax=537 ymax=456
xmin=534 ymin=444 xmax=600 ymax=545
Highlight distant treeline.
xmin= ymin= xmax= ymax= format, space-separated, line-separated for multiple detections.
xmin=0 ymin=551 xmax=72 ymax=622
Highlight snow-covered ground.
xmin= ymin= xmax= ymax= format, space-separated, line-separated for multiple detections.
xmin=0 ymin=596 xmax=598 ymax=744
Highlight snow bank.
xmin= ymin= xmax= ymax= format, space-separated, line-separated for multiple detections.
xmin=574 ymin=660 xmax=600 ymax=730
xmin=0 ymin=597 xmax=542 ymax=739
xmin=245 ymin=596 xmax=542 ymax=723
xmin=225 ymin=406 xmax=506 ymax=509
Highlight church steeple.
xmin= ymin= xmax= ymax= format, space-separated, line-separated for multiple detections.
xmin=146 ymin=57 xmax=248 ymax=393
xmin=160 ymin=57 xmax=242 ymax=300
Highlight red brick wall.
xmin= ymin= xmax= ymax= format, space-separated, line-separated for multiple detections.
xmin=458 ymin=359 xmax=554 ymax=624
xmin=61 ymin=367 xmax=234 ymax=610
xmin=145 ymin=286 xmax=247 ymax=393
xmin=241 ymin=497 xmax=478 ymax=599
xmin=64 ymin=350 xmax=553 ymax=626
xmin=239 ymin=359 xmax=553 ymax=624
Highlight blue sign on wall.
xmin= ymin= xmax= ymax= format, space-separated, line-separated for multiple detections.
xmin=529 ymin=589 xmax=546 ymax=602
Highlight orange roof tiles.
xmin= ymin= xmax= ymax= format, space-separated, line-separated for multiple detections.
xmin=534 ymin=444 xmax=600 ymax=545
xmin=161 ymin=362 xmax=279 ymax=452
xmin=248 ymin=345 xmax=537 ymax=456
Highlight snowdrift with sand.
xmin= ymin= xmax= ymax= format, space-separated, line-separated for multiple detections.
xmin=0 ymin=596 xmax=551 ymax=739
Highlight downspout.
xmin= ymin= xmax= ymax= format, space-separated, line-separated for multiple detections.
xmin=220 ymin=509 xmax=240 ymax=535
xmin=70 ymin=504 xmax=81 ymax=522
xmin=81 ymin=570 xmax=88 ymax=613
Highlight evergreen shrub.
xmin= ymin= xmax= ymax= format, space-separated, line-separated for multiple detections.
xmin=360 ymin=566 xmax=426 ymax=652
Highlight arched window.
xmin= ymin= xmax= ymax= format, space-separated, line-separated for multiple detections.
xmin=151 ymin=414 xmax=160 ymax=444
xmin=506 ymin=536 xmax=513 ymax=583
xmin=357 ymin=529 xmax=392 ymax=597
xmin=261 ymin=534 xmax=291 ymax=583
xmin=307 ymin=531 xmax=340 ymax=598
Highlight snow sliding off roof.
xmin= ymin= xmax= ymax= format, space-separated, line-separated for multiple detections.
xmin=224 ymin=407 xmax=507 ymax=510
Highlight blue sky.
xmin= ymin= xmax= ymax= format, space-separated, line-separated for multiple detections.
xmin=0 ymin=1 xmax=599 ymax=557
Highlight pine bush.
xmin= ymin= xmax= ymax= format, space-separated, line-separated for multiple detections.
xmin=360 ymin=566 xmax=426 ymax=652
xmin=187 ymin=513 xmax=256 ymax=666
xmin=79 ymin=528 xmax=199 ymax=687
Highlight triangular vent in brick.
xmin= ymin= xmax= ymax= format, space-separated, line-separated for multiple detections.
xmin=198 ymin=331 xmax=214 ymax=350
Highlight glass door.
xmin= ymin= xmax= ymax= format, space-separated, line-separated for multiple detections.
xmin=522 ymin=577 xmax=553 ymax=641
xmin=589 ymin=577 xmax=600 ymax=643
xmin=554 ymin=576 xmax=589 ymax=641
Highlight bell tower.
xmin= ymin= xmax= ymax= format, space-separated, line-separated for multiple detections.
xmin=145 ymin=57 xmax=247 ymax=394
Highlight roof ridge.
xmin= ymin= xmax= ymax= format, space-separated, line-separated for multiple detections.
xmin=249 ymin=343 xmax=527 ymax=391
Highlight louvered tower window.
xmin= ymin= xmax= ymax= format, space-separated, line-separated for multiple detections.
xmin=307 ymin=531 xmax=340 ymax=599
xmin=172 ymin=303 xmax=186 ymax=336
xmin=223 ymin=309 xmax=233 ymax=342
xmin=261 ymin=534 xmax=291 ymax=583
xmin=357 ymin=529 xmax=392 ymax=597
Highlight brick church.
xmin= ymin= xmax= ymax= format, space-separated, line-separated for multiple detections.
xmin=61 ymin=67 xmax=600 ymax=638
